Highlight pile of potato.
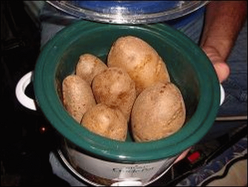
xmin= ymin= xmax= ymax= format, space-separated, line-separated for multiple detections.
xmin=62 ymin=36 xmax=186 ymax=142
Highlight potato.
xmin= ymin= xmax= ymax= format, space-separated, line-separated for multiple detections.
xmin=131 ymin=82 xmax=186 ymax=142
xmin=81 ymin=103 xmax=127 ymax=141
xmin=92 ymin=67 xmax=136 ymax=121
xmin=62 ymin=75 xmax=96 ymax=123
xmin=107 ymin=36 xmax=170 ymax=95
xmin=75 ymin=53 xmax=108 ymax=85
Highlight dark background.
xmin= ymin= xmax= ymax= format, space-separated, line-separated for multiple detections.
xmin=1 ymin=1 xmax=69 ymax=185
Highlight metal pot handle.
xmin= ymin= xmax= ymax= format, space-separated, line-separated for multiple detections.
xmin=15 ymin=71 xmax=37 ymax=111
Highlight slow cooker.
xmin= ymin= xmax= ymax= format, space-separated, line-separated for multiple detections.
xmin=15 ymin=1 xmax=225 ymax=186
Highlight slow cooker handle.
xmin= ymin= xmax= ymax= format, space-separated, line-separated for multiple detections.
xmin=15 ymin=71 xmax=225 ymax=111
xmin=219 ymin=84 xmax=225 ymax=106
xmin=15 ymin=71 xmax=37 ymax=111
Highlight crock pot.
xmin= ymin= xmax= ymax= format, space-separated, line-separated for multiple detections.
xmin=16 ymin=20 xmax=224 ymax=186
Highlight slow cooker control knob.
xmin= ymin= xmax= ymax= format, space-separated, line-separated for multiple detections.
xmin=111 ymin=178 xmax=142 ymax=186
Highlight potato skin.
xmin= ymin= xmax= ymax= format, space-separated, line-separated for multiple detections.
xmin=81 ymin=103 xmax=127 ymax=141
xmin=76 ymin=53 xmax=107 ymax=85
xmin=131 ymin=82 xmax=186 ymax=142
xmin=92 ymin=67 xmax=136 ymax=121
xmin=107 ymin=36 xmax=170 ymax=95
xmin=62 ymin=75 xmax=96 ymax=123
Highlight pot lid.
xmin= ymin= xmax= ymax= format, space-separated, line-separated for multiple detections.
xmin=46 ymin=1 xmax=208 ymax=24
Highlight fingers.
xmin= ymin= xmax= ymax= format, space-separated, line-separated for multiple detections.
xmin=173 ymin=147 xmax=191 ymax=164
xmin=213 ymin=61 xmax=230 ymax=83
xmin=201 ymin=46 xmax=230 ymax=83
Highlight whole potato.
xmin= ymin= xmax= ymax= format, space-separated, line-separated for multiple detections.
xmin=81 ymin=103 xmax=127 ymax=141
xmin=62 ymin=75 xmax=96 ymax=123
xmin=131 ymin=82 xmax=186 ymax=142
xmin=75 ymin=53 xmax=108 ymax=85
xmin=107 ymin=36 xmax=170 ymax=95
xmin=92 ymin=67 xmax=136 ymax=121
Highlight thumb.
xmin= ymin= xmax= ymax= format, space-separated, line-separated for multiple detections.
xmin=213 ymin=61 xmax=230 ymax=83
xmin=201 ymin=46 xmax=230 ymax=83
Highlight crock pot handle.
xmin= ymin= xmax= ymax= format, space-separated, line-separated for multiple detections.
xmin=15 ymin=71 xmax=37 ymax=111
xmin=219 ymin=84 xmax=225 ymax=106
xmin=14 ymin=71 xmax=225 ymax=110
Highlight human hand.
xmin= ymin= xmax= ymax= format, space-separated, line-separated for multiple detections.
xmin=172 ymin=46 xmax=229 ymax=164
xmin=173 ymin=147 xmax=191 ymax=164
xmin=201 ymin=46 xmax=230 ymax=83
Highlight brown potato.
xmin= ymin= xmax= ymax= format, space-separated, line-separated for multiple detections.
xmin=75 ymin=53 xmax=108 ymax=85
xmin=92 ymin=67 xmax=136 ymax=121
xmin=81 ymin=103 xmax=127 ymax=141
xmin=107 ymin=36 xmax=170 ymax=95
xmin=131 ymin=82 xmax=186 ymax=142
xmin=62 ymin=75 xmax=96 ymax=123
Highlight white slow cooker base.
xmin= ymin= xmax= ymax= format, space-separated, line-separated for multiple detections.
xmin=49 ymin=150 xmax=175 ymax=186
xmin=50 ymin=150 xmax=145 ymax=186
xmin=49 ymin=151 xmax=89 ymax=186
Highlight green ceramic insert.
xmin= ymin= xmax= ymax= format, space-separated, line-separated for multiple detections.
xmin=34 ymin=20 xmax=220 ymax=162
